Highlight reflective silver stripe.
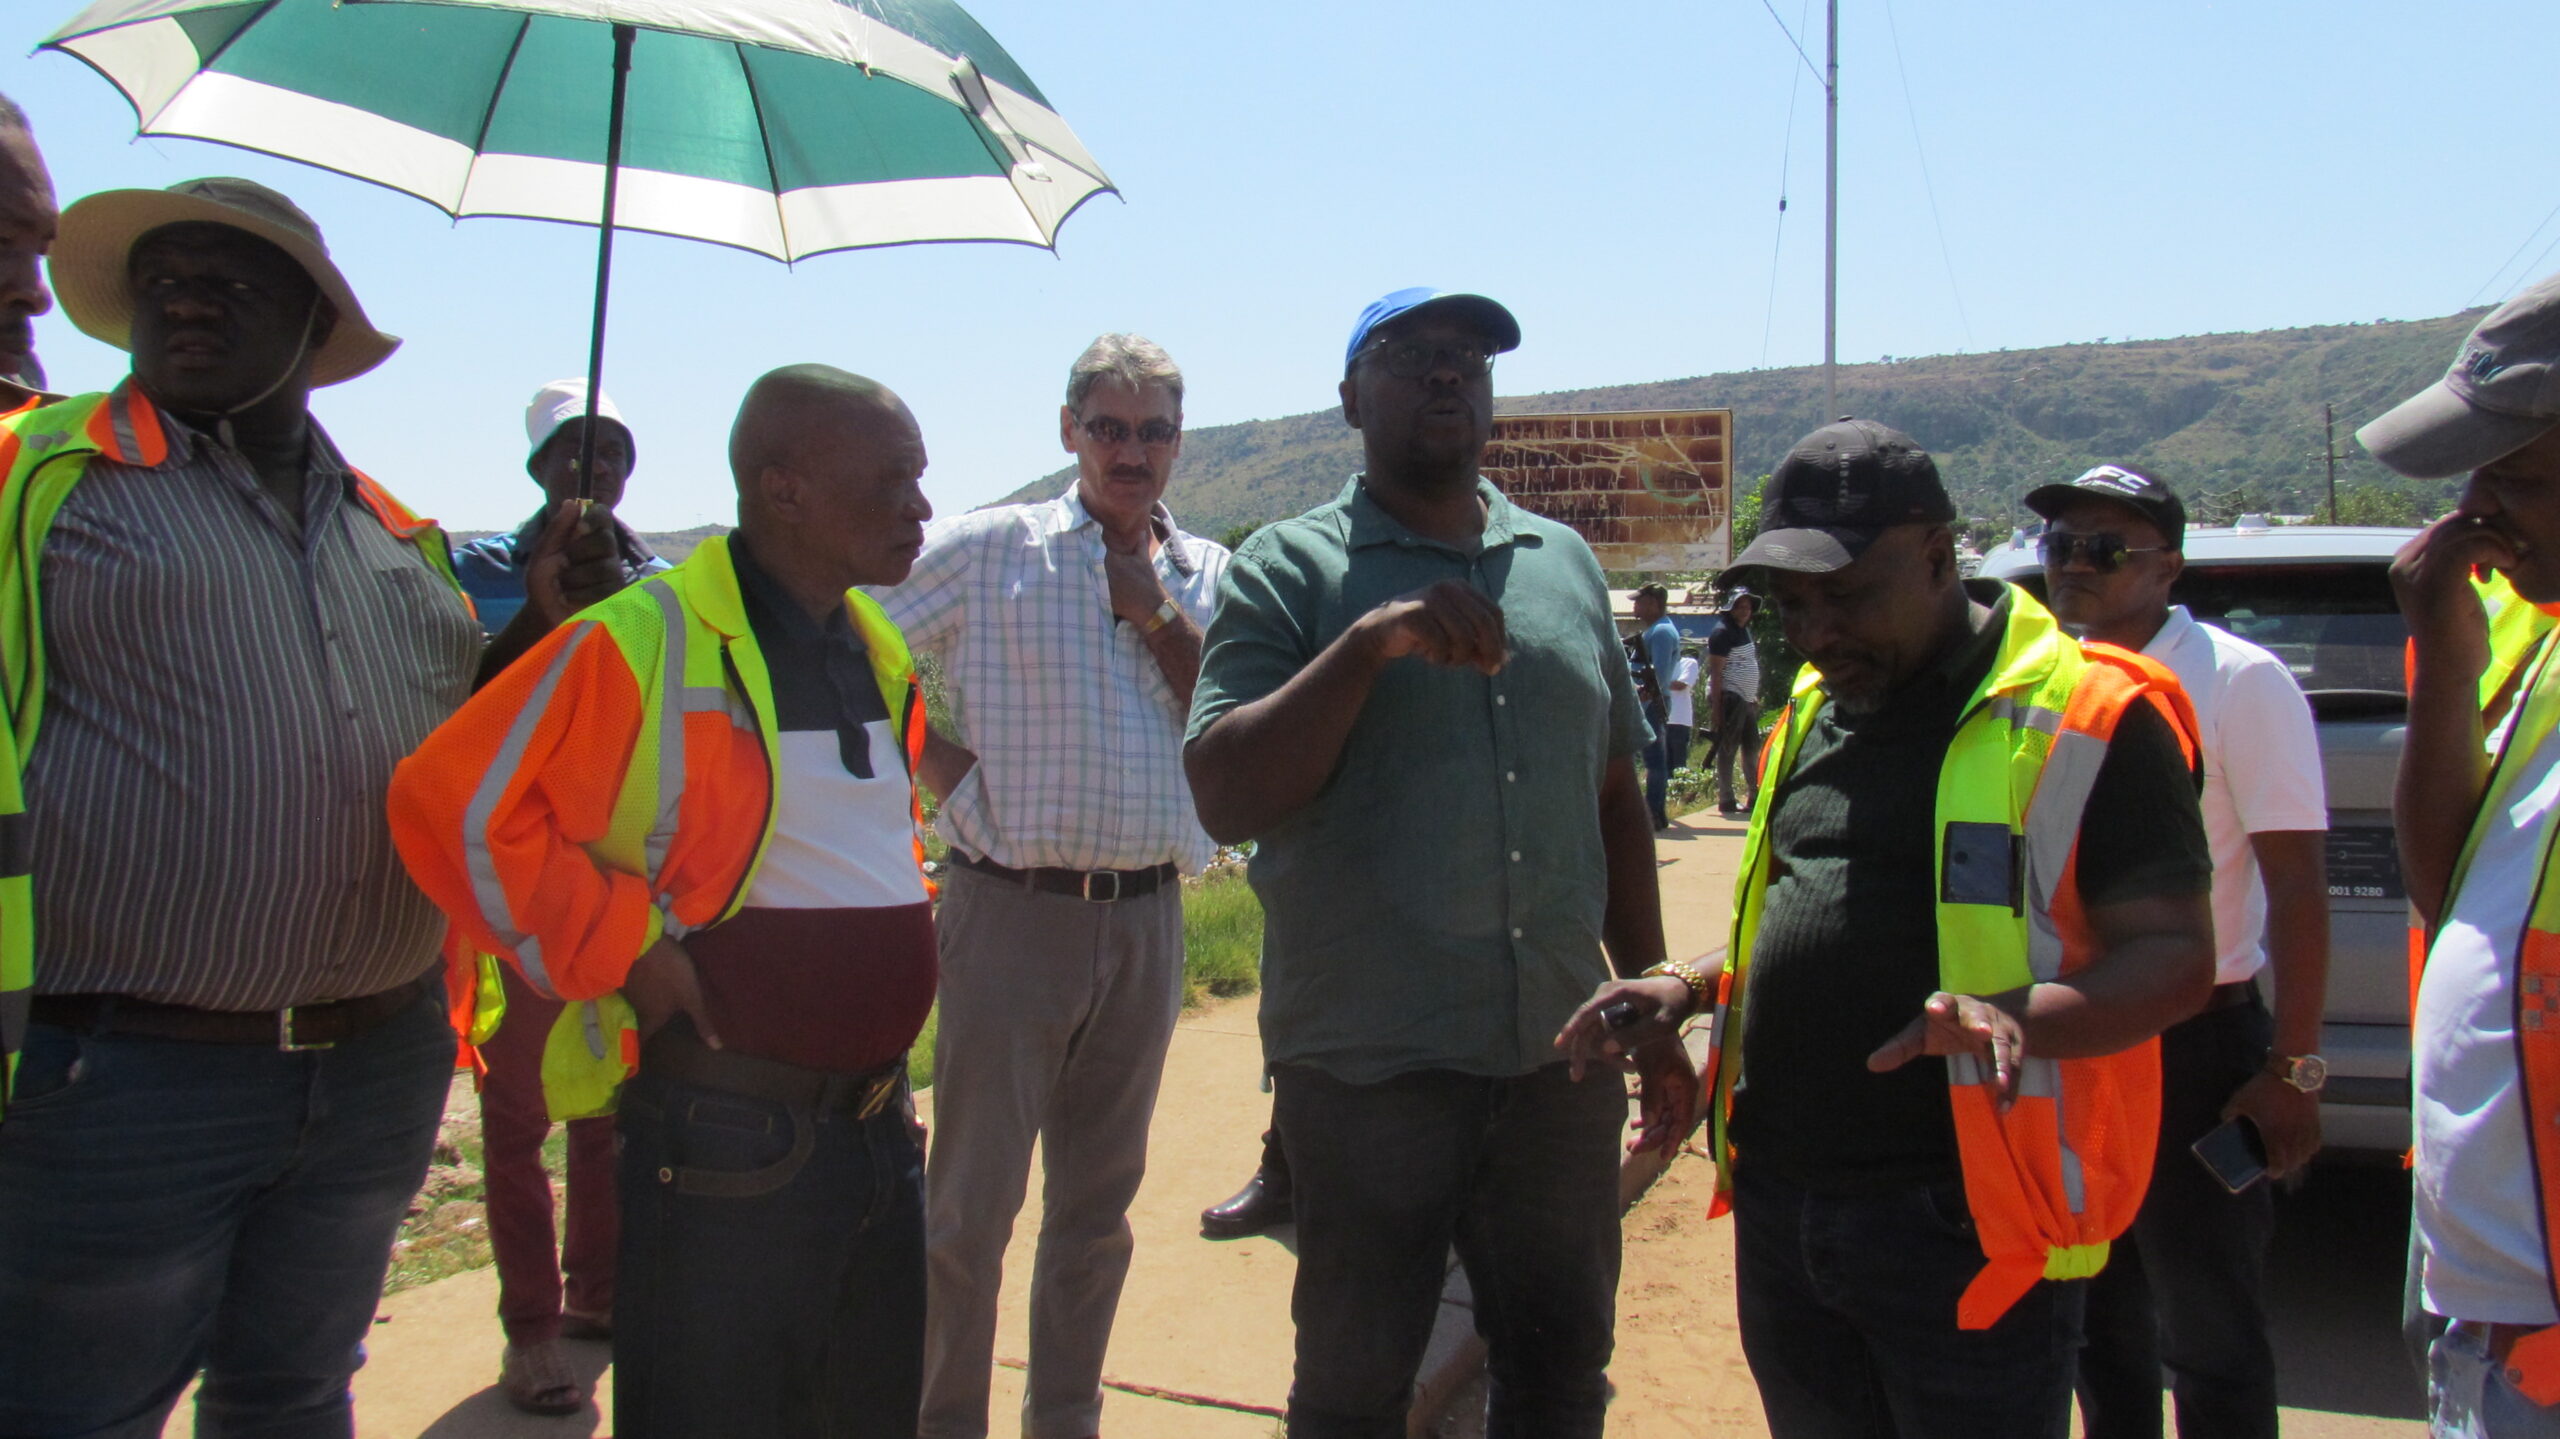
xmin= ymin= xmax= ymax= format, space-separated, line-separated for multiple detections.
xmin=1985 ymin=696 xmax=2066 ymax=737
xmin=2058 ymin=1130 xmax=2090 ymax=1215
xmin=580 ymin=999 xmax=608 ymax=1061
xmin=107 ymin=391 xmax=141 ymax=463
xmin=460 ymin=625 xmax=589 ymax=999
xmin=2019 ymin=728 xmax=2110 ymax=983
xmin=677 ymin=686 xmax=755 ymax=728
xmin=1947 ymin=1053 xmax=2061 ymax=1099
xmin=645 ymin=582 xmax=690 ymax=879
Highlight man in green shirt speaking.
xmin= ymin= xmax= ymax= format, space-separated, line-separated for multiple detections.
xmin=1185 ymin=287 xmax=1695 ymax=1439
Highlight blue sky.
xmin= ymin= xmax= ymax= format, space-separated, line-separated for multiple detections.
xmin=3 ymin=1 xmax=2549 ymax=531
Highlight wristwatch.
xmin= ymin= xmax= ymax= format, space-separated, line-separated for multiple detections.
xmin=2266 ymin=1053 xmax=2328 ymax=1094
xmin=1141 ymin=599 xmax=1181 ymax=635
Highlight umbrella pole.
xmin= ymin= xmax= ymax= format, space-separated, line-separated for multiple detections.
xmin=576 ymin=21 xmax=637 ymax=502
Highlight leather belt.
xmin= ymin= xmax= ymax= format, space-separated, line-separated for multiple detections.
xmin=30 ymin=971 xmax=438 ymax=1052
xmin=2202 ymin=980 xmax=2260 ymax=1012
xmin=951 ymin=851 xmax=1176 ymax=903
xmin=642 ymin=1026 xmax=907 ymax=1122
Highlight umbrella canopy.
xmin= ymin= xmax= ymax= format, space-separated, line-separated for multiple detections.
xmin=43 ymin=0 xmax=1115 ymax=261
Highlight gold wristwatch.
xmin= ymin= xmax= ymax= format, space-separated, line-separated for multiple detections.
xmin=1641 ymin=956 xmax=1715 ymax=1017
xmin=2266 ymin=1053 xmax=2328 ymax=1093
xmin=1141 ymin=599 xmax=1181 ymax=634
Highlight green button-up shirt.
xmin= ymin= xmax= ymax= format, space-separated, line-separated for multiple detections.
xmin=1188 ymin=476 xmax=1652 ymax=1085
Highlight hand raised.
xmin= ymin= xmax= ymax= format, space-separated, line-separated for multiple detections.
xmin=1358 ymin=580 xmax=1506 ymax=674
xmin=1867 ymin=991 xmax=2026 ymax=1113
xmin=1103 ymin=544 xmax=1170 ymax=627
xmin=2390 ymin=511 xmax=2514 ymax=683
xmin=524 ymin=499 xmax=630 ymax=629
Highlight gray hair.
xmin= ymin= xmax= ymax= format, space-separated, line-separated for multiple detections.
xmin=1065 ymin=332 xmax=1183 ymax=414
xmin=0 ymin=94 xmax=27 ymax=133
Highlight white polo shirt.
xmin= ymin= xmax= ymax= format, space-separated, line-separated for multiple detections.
xmin=2141 ymin=606 xmax=2329 ymax=985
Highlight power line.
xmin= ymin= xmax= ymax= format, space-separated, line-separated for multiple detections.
xmin=2501 ymin=222 xmax=2560 ymax=305
xmin=1880 ymin=0 xmax=1972 ymax=350
xmin=2470 ymin=195 xmax=2560 ymax=307
xmin=1759 ymin=0 xmax=1815 ymax=366
xmin=1753 ymin=0 xmax=1826 ymax=85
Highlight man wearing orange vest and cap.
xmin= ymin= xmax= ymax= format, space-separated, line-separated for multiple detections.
xmin=1562 ymin=418 xmax=2217 ymax=1439
xmin=0 ymin=176 xmax=626 ymax=1437
xmin=2367 ymin=269 xmax=2560 ymax=1438
xmin=392 ymin=364 xmax=942 ymax=1438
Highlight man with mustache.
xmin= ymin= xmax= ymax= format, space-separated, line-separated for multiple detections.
xmin=394 ymin=364 xmax=943 ymax=1436
xmin=1561 ymin=419 xmax=2215 ymax=1439
xmin=0 ymin=176 xmax=624 ymax=1436
xmin=875 ymin=334 xmax=1228 ymax=1439
xmin=2364 ymin=270 xmax=2560 ymax=1437
xmin=2028 ymin=465 xmax=2329 ymax=1439
xmin=0 ymin=94 xmax=55 ymax=410
xmin=1188 ymin=288 xmax=1691 ymax=1438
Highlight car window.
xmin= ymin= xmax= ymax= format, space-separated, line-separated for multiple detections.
xmin=2008 ymin=562 xmax=2408 ymax=696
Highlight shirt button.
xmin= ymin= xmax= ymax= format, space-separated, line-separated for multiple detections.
xmin=1511 ymin=927 xmax=1524 ymax=940
xmin=1510 ymin=850 xmax=1523 ymax=862
xmin=1496 ymin=694 xmax=1508 ymax=706
xmin=1505 ymin=771 xmax=1517 ymax=783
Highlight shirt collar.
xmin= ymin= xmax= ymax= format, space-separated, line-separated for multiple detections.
xmin=507 ymin=505 xmax=662 ymax=571
xmin=109 ymin=378 xmax=353 ymax=489
xmin=1341 ymin=474 xmax=1521 ymax=556
xmin=2143 ymin=604 xmax=2197 ymax=659
xmin=1054 ymin=484 xmax=1200 ymax=578
xmin=728 ymin=532 xmax=856 ymax=652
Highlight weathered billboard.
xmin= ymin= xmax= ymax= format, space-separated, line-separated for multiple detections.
xmin=1481 ymin=409 xmax=1733 ymax=571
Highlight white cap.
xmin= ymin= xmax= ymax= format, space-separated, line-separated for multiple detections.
xmin=524 ymin=378 xmax=631 ymax=465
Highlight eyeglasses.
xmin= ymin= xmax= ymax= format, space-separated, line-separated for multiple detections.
xmin=2037 ymin=531 xmax=2169 ymax=574
xmin=1352 ymin=338 xmax=1497 ymax=380
xmin=1079 ymin=416 xmax=1181 ymax=448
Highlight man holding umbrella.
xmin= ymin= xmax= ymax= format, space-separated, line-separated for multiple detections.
xmin=0 ymin=177 xmax=625 ymax=1437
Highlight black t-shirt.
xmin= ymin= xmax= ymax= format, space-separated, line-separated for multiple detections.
xmin=1725 ymin=588 xmax=2211 ymax=1192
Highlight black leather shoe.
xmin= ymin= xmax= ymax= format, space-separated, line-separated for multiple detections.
xmin=1200 ymin=1169 xmax=1294 ymax=1239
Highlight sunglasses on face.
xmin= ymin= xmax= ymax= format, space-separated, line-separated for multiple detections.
xmin=1353 ymin=338 xmax=1497 ymax=380
xmin=1079 ymin=415 xmax=1181 ymax=448
xmin=2037 ymin=531 xmax=2169 ymax=574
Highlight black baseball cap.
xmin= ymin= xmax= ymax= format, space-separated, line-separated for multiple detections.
xmin=1729 ymin=418 xmax=1955 ymax=573
xmin=2023 ymin=465 xmax=2187 ymax=551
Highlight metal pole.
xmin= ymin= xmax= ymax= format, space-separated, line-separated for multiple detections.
xmin=576 ymin=22 xmax=637 ymax=502
xmin=1823 ymin=0 xmax=1838 ymax=419
xmin=2325 ymin=402 xmax=2339 ymax=524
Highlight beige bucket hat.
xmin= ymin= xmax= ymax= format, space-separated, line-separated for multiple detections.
xmin=49 ymin=176 xmax=399 ymax=388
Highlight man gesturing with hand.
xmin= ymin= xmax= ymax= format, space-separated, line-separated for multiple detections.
xmin=1187 ymin=288 xmax=1686 ymax=1439
xmin=1560 ymin=419 xmax=2216 ymax=1439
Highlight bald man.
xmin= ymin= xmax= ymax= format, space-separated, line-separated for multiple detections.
xmin=393 ymin=364 xmax=941 ymax=1438
xmin=0 ymin=92 xmax=58 ymax=408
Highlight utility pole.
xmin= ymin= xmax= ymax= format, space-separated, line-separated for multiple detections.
xmin=2317 ymin=402 xmax=2351 ymax=524
xmin=1823 ymin=0 xmax=1839 ymax=419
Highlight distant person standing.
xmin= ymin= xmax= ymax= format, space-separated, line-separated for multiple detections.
xmin=1634 ymin=582 xmax=1681 ymax=829
xmin=1188 ymin=287 xmax=1693 ymax=1438
xmin=454 ymin=379 xmax=669 ymax=635
xmin=1707 ymin=590 xmax=1763 ymax=817
xmin=2031 ymin=465 xmax=2330 ymax=1439
xmin=2358 ymin=272 xmax=2560 ymax=1437
xmin=1665 ymin=641 xmax=1701 ymax=771
xmin=881 ymin=333 xmax=1227 ymax=1439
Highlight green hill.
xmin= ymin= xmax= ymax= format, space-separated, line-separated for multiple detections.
xmin=998 ymin=310 xmax=2480 ymax=538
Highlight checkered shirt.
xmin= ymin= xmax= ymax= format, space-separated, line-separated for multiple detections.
xmin=875 ymin=486 xmax=1229 ymax=874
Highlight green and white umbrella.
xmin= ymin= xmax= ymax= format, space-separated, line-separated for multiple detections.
xmin=42 ymin=0 xmax=1114 ymax=485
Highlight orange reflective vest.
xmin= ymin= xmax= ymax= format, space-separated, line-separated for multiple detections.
xmin=0 ymin=384 xmax=491 ymax=1100
xmin=1701 ymin=590 xmax=2199 ymax=1328
xmin=388 ymin=534 xmax=929 ymax=1117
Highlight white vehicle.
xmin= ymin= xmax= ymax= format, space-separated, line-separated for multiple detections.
xmin=1978 ymin=522 xmax=2418 ymax=1157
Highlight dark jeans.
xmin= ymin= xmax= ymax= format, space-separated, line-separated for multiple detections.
xmin=1642 ymin=699 xmax=1672 ymax=826
xmin=1734 ymin=1164 xmax=2087 ymax=1439
xmin=614 ymin=1060 xmax=927 ymax=1439
xmin=1712 ymin=691 xmax=1760 ymax=811
xmin=1273 ymin=1061 xmax=1625 ymax=1439
xmin=0 ymin=984 xmax=454 ymax=1439
xmin=1666 ymin=722 xmax=1693 ymax=773
xmin=2077 ymin=997 xmax=2278 ymax=1439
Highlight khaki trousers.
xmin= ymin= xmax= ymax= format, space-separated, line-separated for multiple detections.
xmin=920 ymin=863 xmax=1185 ymax=1439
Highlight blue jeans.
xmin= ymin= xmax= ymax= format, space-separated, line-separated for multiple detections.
xmin=1642 ymin=700 xmax=1672 ymax=826
xmin=614 ymin=1062 xmax=927 ymax=1439
xmin=0 ymin=984 xmax=454 ymax=1439
xmin=2077 ymin=998 xmax=2277 ymax=1439
xmin=2432 ymin=1323 xmax=2560 ymax=1437
xmin=1272 ymin=1061 xmax=1625 ymax=1439
xmin=1734 ymin=1164 xmax=2087 ymax=1439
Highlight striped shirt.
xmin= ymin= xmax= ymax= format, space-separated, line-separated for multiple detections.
xmin=25 ymin=399 xmax=482 ymax=1009
xmin=874 ymin=486 xmax=1228 ymax=874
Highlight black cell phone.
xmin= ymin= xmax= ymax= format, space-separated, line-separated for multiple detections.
xmin=2191 ymin=1114 xmax=2269 ymax=1194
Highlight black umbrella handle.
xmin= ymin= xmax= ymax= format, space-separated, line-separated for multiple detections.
xmin=577 ymin=22 xmax=637 ymax=504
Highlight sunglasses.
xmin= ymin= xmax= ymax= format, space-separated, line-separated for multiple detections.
xmin=2037 ymin=531 xmax=2170 ymax=574
xmin=1352 ymin=338 xmax=1497 ymax=380
xmin=1078 ymin=416 xmax=1181 ymax=448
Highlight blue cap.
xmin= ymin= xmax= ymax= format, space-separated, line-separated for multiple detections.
xmin=1344 ymin=288 xmax=1523 ymax=373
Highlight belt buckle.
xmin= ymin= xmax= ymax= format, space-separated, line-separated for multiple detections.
xmin=278 ymin=1006 xmax=335 ymax=1052
xmin=855 ymin=1071 xmax=902 ymax=1121
xmin=1081 ymin=869 xmax=1122 ymax=903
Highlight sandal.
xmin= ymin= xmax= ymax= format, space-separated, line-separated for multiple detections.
xmin=500 ymin=1339 xmax=588 ymax=1416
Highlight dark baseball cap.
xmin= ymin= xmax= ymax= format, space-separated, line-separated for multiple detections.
xmin=2023 ymin=465 xmax=2187 ymax=550
xmin=1343 ymin=287 xmax=1522 ymax=374
xmin=2359 ymin=269 xmax=2560 ymax=479
xmin=1728 ymin=418 xmax=1956 ymax=573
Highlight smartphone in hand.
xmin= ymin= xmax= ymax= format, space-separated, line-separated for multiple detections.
xmin=2191 ymin=1114 xmax=2270 ymax=1194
